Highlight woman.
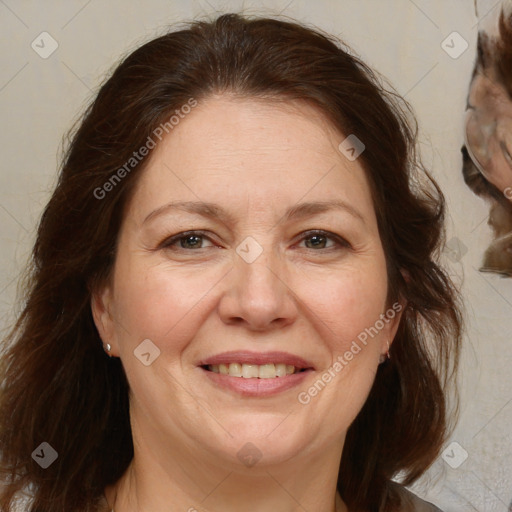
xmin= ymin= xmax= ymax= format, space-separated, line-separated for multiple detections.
xmin=0 ymin=13 xmax=462 ymax=512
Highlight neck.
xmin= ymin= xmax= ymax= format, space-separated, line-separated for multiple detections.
xmin=107 ymin=426 xmax=348 ymax=512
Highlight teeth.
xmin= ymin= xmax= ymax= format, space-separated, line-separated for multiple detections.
xmin=258 ymin=364 xmax=275 ymax=379
xmin=207 ymin=363 xmax=303 ymax=378
xmin=228 ymin=363 xmax=242 ymax=377
xmin=242 ymin=364 xmax=259 ymax=378
xmin=275 ymin=363 xmax=287 ymax=377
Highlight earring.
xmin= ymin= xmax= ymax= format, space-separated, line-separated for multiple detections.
xmin=379 ymin=340 xmax=391 ymax=364
xmin=105 ymin=343 xmax=112 ymax=357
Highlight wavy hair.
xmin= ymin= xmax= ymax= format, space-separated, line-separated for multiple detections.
xmin=0 ymin=13 xmax=462 ymax=512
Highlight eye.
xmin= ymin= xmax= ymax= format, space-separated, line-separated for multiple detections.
xmin=158 ymin=229 xmax=351 ymax=253
xmin=159 ymin=231 xmax=216 ymax=250
xmin=296 ymin=230 xmax=351 ymax=251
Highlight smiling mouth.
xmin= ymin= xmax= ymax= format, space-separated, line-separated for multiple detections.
xmin=201 ymin=363 xmax=311 ymax=379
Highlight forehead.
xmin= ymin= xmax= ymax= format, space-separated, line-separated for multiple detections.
xmin=128 ymin=96 xmax=377 ymax=225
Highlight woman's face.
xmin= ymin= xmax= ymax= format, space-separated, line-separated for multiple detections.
xmin=92 ymin=96 xmax=402 ymax=469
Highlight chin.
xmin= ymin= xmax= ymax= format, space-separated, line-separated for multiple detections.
xmin=204 ymin=421 xmax=309 ymax=467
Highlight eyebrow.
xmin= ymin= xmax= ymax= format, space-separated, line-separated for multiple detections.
xmin=142 ymin=199 xmax=365 ymax=226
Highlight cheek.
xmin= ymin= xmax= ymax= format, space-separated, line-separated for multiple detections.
xmin=296 ymin=260 xmax=389 ymax=347
xmin=298 ymin=266 xmax=388 ymax=426
xmin=111 ymin=245 xmax=388 ymax=361
xmin=111 ymin=258 xmax=217 ymax=352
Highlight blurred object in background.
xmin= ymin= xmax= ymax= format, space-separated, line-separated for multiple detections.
xmin=462 ymin=1 xmax=512 ymax=276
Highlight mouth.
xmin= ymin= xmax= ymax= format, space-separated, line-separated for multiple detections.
xmin=201 ymin=363 xmax=311 ymax=378
xmin=197 ymin=351 xmax=315 ymax=397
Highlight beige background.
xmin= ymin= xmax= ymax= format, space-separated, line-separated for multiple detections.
xmin=0 ymin=1 xmax=511 ymax=510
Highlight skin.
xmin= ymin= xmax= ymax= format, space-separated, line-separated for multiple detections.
xmin=91 ymin=96 xmax=403 ymax=512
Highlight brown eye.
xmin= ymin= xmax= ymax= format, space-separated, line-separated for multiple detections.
xmin=178 ymin=234 xmax=204 ymax=249
xmin=160 ymin=231 xmax=215 ymax=250
xmin=298 ymin=230 xmax=351 ymax=251
xmin=304 ymin=233 xmax=330 ymax=249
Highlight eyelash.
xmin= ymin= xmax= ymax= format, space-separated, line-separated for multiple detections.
xmin=158 ymin=229 xmax=351 ymax=252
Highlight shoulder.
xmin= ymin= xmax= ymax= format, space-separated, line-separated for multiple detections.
xmin=388 ymin=481 xmax=444 ymax=512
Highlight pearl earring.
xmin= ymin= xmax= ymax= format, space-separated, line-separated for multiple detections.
xmin=379 ymin=340 xmax=391 ymax=364
xmin=105 ymin=343 xmax=112 ymax=357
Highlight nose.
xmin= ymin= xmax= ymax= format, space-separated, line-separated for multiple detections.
xmin=217 ymin=243 xmax=298 ymax=332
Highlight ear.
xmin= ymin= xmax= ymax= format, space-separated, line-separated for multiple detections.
xmin=382 ymin=270 xmax=409 ymax=354
xmin=90 ymin=284 xmax=119 ymax=356
xmin=382 ymin=301 xmax=405 ymax=353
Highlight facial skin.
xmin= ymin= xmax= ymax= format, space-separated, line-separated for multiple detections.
xmin=92 ymin=96 xmax=403 ymax=512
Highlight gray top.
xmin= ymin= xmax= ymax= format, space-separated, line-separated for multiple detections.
xmin=388 ymin=482 xmax=443 ymax=512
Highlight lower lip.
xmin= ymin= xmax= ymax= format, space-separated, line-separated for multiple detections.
xmin=200 ymin=367 xmax=314 ymax=397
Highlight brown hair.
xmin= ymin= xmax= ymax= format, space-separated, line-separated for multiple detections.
xmin=0 ymin=13 xmax=462 ymax=512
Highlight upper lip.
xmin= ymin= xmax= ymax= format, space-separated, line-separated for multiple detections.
xmin=198 ymin=351 xmax=315 ymax=370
